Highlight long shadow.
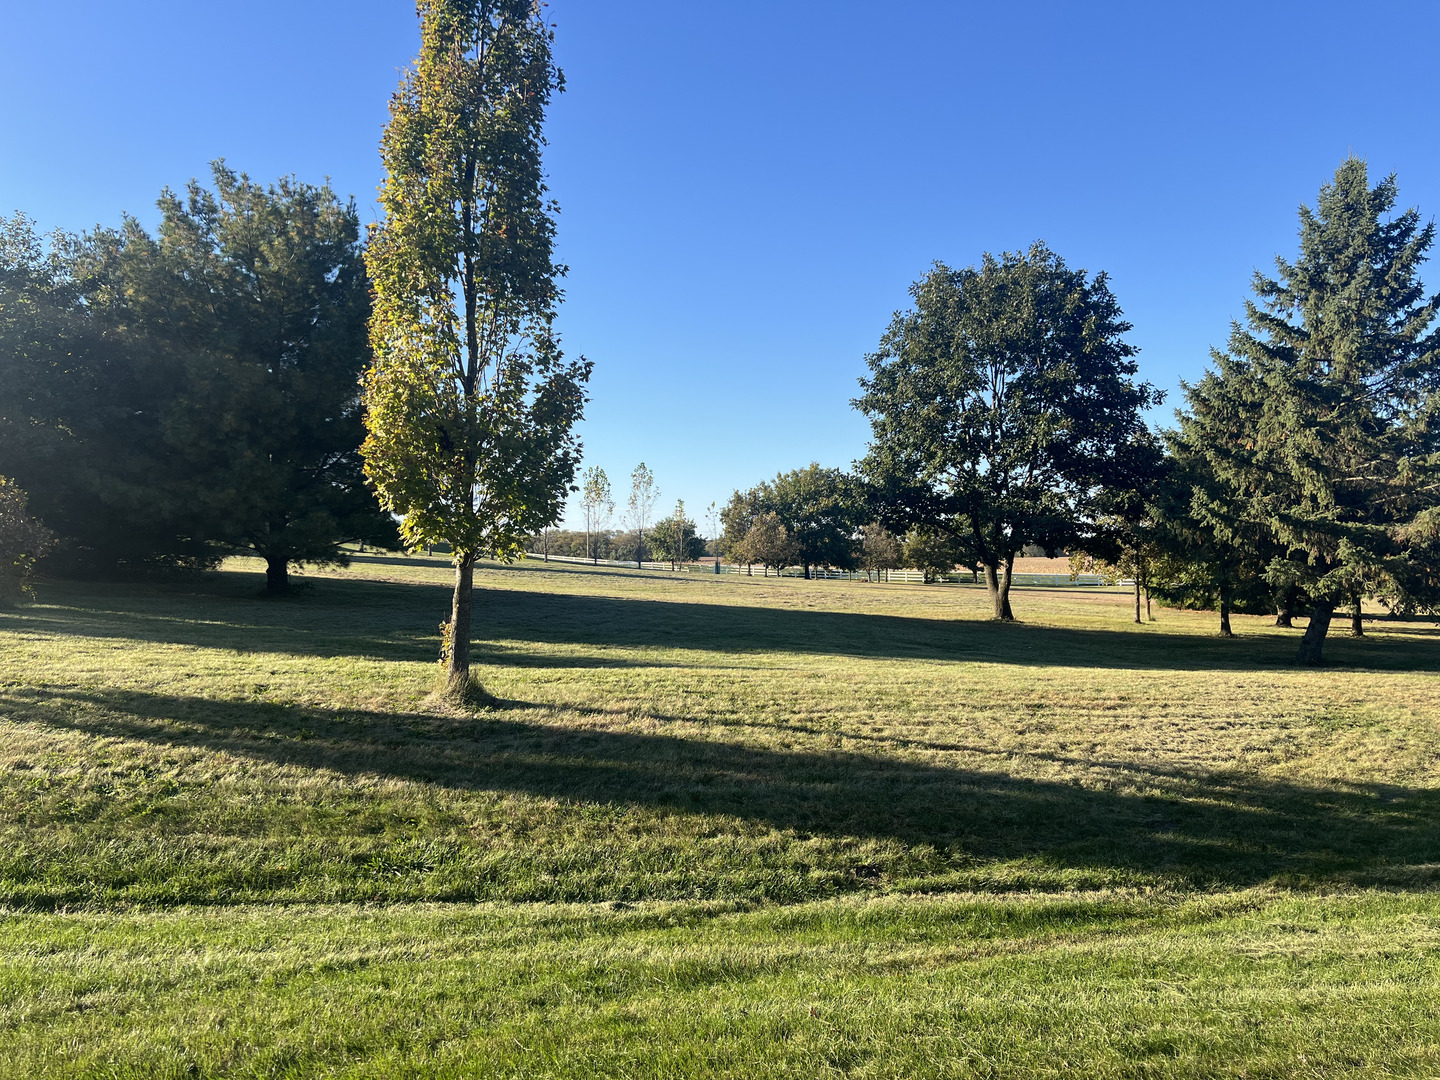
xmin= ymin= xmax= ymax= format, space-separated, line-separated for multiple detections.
xmin=10 ymin=571 xmax=1440 ymax=673
xmin=9 ymin=685 xmax=1439 ymax=889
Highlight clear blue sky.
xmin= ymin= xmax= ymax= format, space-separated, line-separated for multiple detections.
xmin=5 ymin=1 xmax=1440 ymax=533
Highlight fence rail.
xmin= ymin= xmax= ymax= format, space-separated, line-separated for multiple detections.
xmin=523 ymin=552 xmax=1112 ymax=587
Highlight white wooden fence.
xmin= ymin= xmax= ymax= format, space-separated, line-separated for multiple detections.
xmin=523 ymin=552 xmax=1110 ymax=587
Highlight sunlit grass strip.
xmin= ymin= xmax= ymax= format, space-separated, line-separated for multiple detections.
xmin=2 ymin=889 xmax=1438 ymax=1078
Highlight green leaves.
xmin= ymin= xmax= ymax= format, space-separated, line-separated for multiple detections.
xmin=1191 ymin=158 xmax=1440 ymax=630
xmin=362 ymin=0 xmax=588 ymax=565
xmin=856 ymin=243 xmax=1159 ymax=611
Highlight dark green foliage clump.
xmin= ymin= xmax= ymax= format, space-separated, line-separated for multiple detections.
xmin=1172 ymin=159 xmax=1440 ymax=662
xmin=856 ymin=244 xmax=1160 ymax=620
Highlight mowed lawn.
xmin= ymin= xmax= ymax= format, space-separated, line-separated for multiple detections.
xmin=1 ymin=555 xmax=1439 ymax=1077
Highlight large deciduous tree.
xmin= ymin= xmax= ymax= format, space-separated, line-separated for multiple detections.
xmin=362 ymin=0 xmax=590 ymax=698
xmin=857 ymin=244 xmax=1160 ymax=620
xmin=1197 ymin=159 xmax=1440 ymax=664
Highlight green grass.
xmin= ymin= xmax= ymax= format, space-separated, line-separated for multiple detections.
xmin=1 ymin=554 xmax=1438 ymax=1075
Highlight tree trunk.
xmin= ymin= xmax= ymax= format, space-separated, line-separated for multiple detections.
xmin=983 ymin=563 xmax=1003 ymax=618
xmin=445 ymin=550 xmax=477 ymax=694
xmin=265 ymin=556 xmax=289 ymax=595
xmin=1351 ymin=596 xmax=1364 ymax=636
xmin=1274 ymin=585 xmax=1295 ymax=628
xmin=1218 ymin=584 xmax=1234 ymax=637
xmin=1133 ymin=579 xmax=1142 ymax=624
xmin=986 ymin=559 xmax=1015 ymax=621
xmin=1000 ymin=553 xmax=1016 ymax=620
xmin=636 ymin=529 xmax=643 ymax=569
xmin=1144 ymin=585 xmax=1153 ymax=622
xmin=1297 ymin=599 xmax=1335 ymax=665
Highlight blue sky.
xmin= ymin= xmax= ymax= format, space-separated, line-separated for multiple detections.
xmin=5 ymin=1 xmax=1440 ymax=532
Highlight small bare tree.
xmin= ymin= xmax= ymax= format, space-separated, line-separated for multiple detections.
xmin=581 ymin=466 xmax=613 ymax=564
xmin=625 ymin=463 xmax=659 ymax=568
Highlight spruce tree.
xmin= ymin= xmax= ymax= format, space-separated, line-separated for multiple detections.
xmin=1206 ymin=159 xmax=1440 ymax=663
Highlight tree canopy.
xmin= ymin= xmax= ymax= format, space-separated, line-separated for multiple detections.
xmin=720 ymin=463 xmax=861 ymax=577
xmin=361 ymin=0 xmax=590 ymax=695
xmin=1184 ymin=158 xmax=1440 ymax=663
xmin=857 ymin=244 xmax=1161 ymax=619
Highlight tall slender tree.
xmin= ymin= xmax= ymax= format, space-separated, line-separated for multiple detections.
xmin=624 ymin=463 xmax=659 ymax=568
xmin=362 ymin=0 xmax=590 ymax=698
xmin=1200 ymin=159 xmax=1440 ymax=664
xmin=580 ymin=465 xmax=613 ymax=563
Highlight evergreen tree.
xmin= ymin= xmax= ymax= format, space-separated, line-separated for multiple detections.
xmin=89 ymin=164 xmax=397 ymax=592
xmin=1203 ymin=159 xmax=1440 ymax=663
xmin=0 ymin=215 xmax=214 ymax=575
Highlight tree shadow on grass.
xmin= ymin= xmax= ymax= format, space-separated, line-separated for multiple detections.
xmin=9 ymin=685 xmax=1439 ymax=892
xmin=10 ymin=572 xmax=1440 ymax=673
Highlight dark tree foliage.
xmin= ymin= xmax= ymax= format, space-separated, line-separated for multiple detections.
xmin=857 ymin=244 xmax=1161 ymax=620
xmin=1148 ymin=425 xmax=1274 ymax=635
xmin=2 ymin=171 xmax=395 ymax=588
xmin=87 ymin=164 xmax=398 ymax=592
xmin=0 ymin=215 xmax=218 ymax=575
xmin=720 ymin=463 xmax=862 ymax=577
xmin=1193 ymin=159 xmax=1440 ymax=663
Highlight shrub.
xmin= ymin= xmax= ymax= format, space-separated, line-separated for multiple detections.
xmin=0 ymin=476 xmax=52 ymax=604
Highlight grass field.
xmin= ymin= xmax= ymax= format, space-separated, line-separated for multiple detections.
xmin=1 ymin=554 xmax=1438 ymax=1076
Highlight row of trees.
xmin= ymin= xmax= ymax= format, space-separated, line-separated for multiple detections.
xmin=671 ymin=160 xmax=1436 ymax=667
xmin=852 ymin=159 xmax=1440 ymax=665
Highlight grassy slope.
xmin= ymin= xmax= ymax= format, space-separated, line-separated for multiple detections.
xmin=1 ymin=555 xmax=1438 ymax=1076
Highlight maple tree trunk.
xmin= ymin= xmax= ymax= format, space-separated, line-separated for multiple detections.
xmin=446 ymin=550 xmax=476 ymax=692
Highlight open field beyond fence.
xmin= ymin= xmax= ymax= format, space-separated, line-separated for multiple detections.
xmin=1 ymin=554 xmax=1438 ymax=1077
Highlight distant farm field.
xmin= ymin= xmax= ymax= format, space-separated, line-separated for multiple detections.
xmin=1 ymin=556 xmax=1438 ymax=1077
